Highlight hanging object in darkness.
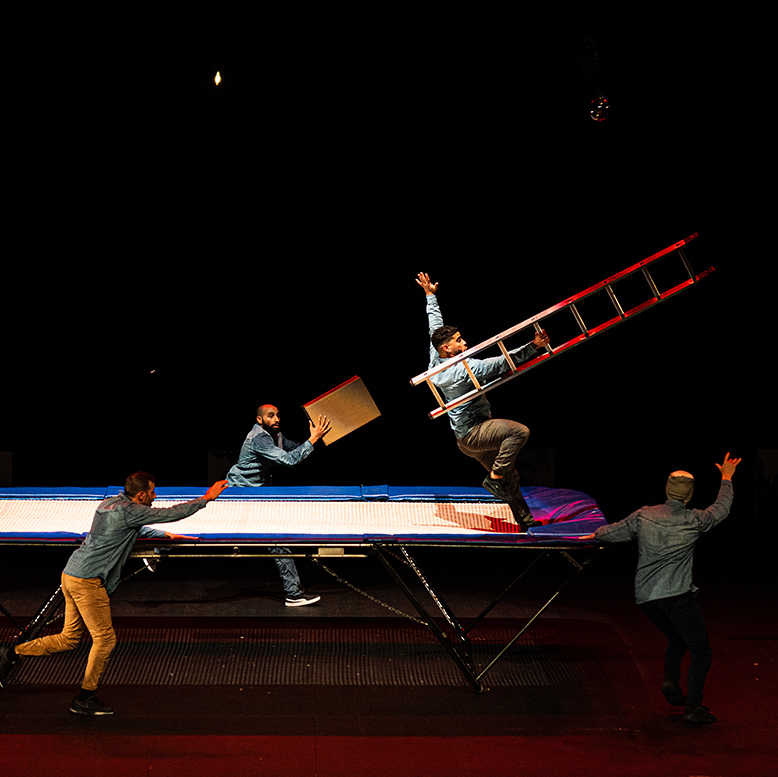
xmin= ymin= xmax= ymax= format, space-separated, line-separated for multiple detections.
xmin=579 ymin=37 xmax=611 ymax=121
xmin=589 ymin=91 xmax=610 ymax=121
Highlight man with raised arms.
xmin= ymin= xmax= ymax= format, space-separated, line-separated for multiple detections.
xmin=417 ymin=272 xmax=549 ymax=531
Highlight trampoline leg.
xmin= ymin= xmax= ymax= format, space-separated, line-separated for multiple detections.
xmin=374 ymin=547 xmax=484 ymax=692
xmin=475 ymin=548 xmax=600 ymax=683
xmin=15 ymin=585 xmax=65 ymax=646
xmin=465 ymin=550 xmax=550 ymax=635
xmin=0 ymin=600 xmax=25 ymax=633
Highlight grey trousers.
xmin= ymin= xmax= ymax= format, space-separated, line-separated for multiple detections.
xmin=457 ymin=418 xmax=530 ymax=511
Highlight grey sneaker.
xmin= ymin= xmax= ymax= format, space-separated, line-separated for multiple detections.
xmin=70 ymin=695 xmax=115 ymax=715
xmin=285 ymin=595 xmax=321 ymax=607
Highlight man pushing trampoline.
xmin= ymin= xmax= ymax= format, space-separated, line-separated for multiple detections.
xmin=0 ymin=473 xmax=228 ymax=715
xmin=582 ymin=452 xmax=742 ymax=724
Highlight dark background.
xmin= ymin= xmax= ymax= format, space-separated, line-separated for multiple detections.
xmin=3 ymin=5 xmax=774 ymax=549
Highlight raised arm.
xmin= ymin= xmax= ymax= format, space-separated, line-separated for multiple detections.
xmin=417 ymin=272 xmax=444 ymax=354
xmin=415 ymin=272 xmax=438 ymax=296
xmin=715 ymin=451 xmax=741 ymax=480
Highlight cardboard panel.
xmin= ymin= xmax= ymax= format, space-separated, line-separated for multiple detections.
xmin=302 ymin=376 xmax=381 ymax=445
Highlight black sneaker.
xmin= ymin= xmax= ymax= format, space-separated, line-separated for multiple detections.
xmin=70 ymin=695 xmax=115 ymax=716
xmin=662 ymin=679 xmax=686 ymax=706
xmin=0 ymin=645 xmax=20 ymax=689
xmin=682 ymin=705 xmax=716 ymax=724
xmin=518 ymin=517 xmax=542 ymax=533
xmin=481 ymin=475 xmax=512 ymax=502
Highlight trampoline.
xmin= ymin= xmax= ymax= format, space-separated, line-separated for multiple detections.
xmin=1 ymin=485 xmax=606 ymax=691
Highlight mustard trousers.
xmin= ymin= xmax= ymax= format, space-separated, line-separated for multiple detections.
xmin=15 ymin=573 xmax=117 ymax=691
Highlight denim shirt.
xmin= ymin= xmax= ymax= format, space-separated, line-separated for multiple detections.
xmin=226 ymin=423 xmax=313 ymax=487
xmin=63 ymin=492 xmax=208 ymax=595
xmin=594 ymin=480 xmax=734 ymax=604
xmin=425 ymin=294 xmax=537 ymax=439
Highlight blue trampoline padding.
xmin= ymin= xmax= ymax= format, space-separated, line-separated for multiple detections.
xmin=0 ymin=487 xmax=109 ymax=500
xmin=363 ymin=485 xmax=499 ymax=502
xmin=221 ymin=485 xmax=366 ymax=501
xmin=103 ymin=485 xmax=369 ymax=501
xmin=0 ymin=532 xmax=87 ymax=540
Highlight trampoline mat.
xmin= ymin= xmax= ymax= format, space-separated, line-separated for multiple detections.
xmin=0 ymin=485 xmax=606 ymax=545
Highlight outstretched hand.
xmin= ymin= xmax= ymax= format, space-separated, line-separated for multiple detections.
xmin=715 ymin=452 xmax=741 ymax=481
xmin=415 ymin=272 xmax=438 ymax=295
xmin=308 ymin=414 xmax=332 ymax=444
xmin=203 ymin=479 xmax=229 ymax=502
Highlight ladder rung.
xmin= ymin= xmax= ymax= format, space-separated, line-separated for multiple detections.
xmin=497 ymin=340 xmax=517 ymax=372
xmin=569 ymin=303 xmax=589 ymax=336
xmin=605 ymin=285 xmax=625 ymax=318
xmin=642 ymin=267 xmax=661 ymax=299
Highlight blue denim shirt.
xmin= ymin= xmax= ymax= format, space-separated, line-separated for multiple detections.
xmin=63 ymin=492 xmax=208 ymax=595
xmin=226 ymin=423 xmax=313 ymax=486
xmin=426 ymin=294 xmax=538 ymax=438
xmin=594 ymin=480 xmax=734 ymax=604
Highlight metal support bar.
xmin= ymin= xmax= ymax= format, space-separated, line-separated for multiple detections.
xmin=464 ymin=551 xmax=550 ymax=634
xmin=475 ymin=548 xmax=599 ymax=682
xmin=14 ymin=585 xmax=65 ymax=645
xmin=0 ymin=600 xmax=25 ymax=633
xmin=6 ymin=542 xmax=603 ymax=693
xmin=373 ymin=546 xmax=483 ymax=691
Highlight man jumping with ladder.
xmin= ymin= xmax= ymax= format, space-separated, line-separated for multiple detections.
xmin=416 ymin=273 xmax=550 ymax=531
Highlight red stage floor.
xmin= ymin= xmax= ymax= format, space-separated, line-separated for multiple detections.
xmin=1 ymin=545 xmax=776 ymax=776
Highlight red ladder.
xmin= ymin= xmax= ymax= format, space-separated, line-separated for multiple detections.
xmin=411 ymin=234 xmax=713 ymax=419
